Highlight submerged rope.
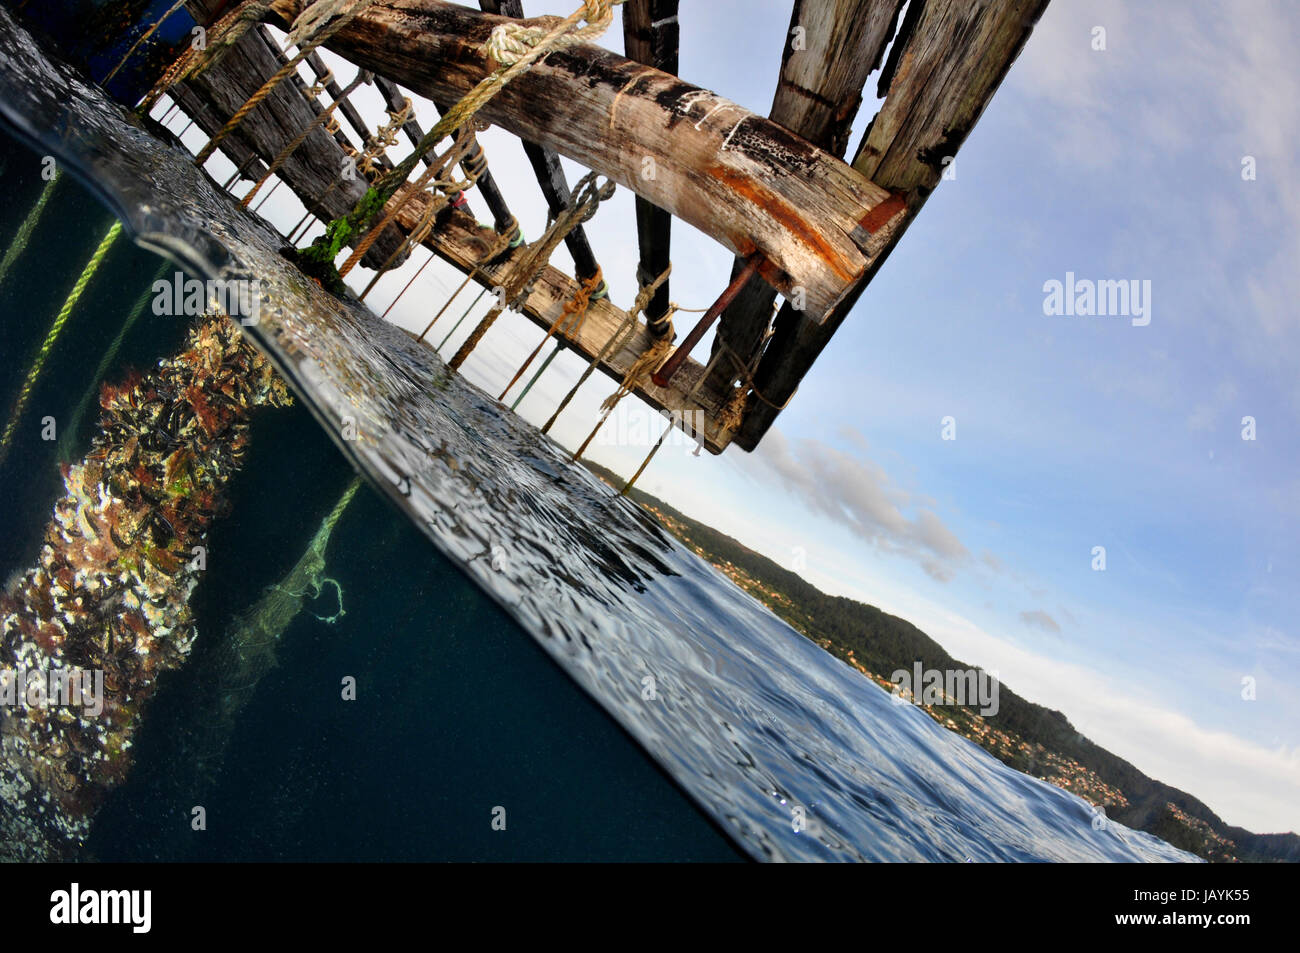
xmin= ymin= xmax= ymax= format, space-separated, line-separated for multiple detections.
xmin=0 ymin=221 xmax=122 ymax=467
xmin=0 ymin=170 xmax=61 ymax=290
xmin=102 ymin=0 xmax=190 ymax=85
xmin=59 ymin=260 xmax=172 ymax=462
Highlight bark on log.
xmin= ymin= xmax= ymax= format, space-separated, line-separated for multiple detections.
xmin=263 ymin=0 xmax=897 ymax=322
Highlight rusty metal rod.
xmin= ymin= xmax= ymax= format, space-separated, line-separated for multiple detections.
xmin=652 ymin=254 xmax=762 ymax=388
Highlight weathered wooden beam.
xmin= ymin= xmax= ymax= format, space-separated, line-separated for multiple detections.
xmin=264 ymin=0 xmax=897 ymax=321
xmin=852 ymin=0 xmax=1049 ymax=191
xmin=175 ymin=24 xmax=406 ymax=269
xmin=387 ymin=185 xmax=735 ymax=454
xmin=737 ymin=0 xmax=1049 ymax=450
xmin=771 ymin=0 xmax=904 ymax=159
xmin=705 ymin=0 xmax=904 ymax=396
xmin=622 ymin=0 xmax=677 ymax=329
xmin=163 ymin=81 xmax=269 ymax=180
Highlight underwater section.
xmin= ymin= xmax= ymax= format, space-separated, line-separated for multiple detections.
xmin=0 ymin=8 xmax=1195 ymax=862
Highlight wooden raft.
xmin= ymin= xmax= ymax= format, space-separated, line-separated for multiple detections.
xmin=161 ymin=0 xmax=1048 ymax=454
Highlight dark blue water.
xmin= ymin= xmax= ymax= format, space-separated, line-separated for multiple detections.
xmin=0 ymin=7 xmax=1197 ymax=862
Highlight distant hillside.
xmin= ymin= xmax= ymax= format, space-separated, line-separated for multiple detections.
xmin=585 ymin=461 xmax=1299 ymax=863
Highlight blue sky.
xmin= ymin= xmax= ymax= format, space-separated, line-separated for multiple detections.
xmin=174 ymin=0 xmax=1300 ymax=833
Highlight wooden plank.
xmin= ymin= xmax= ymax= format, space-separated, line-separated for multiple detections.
xmin=387 ymin=186 xmax=736 ymax=454
xmin=705 ymin=0 xmax=903 ymax=395
xmin=263 ymin=0 xmax=897 ymax=322
xmin=482 ymin=0 xmax=600 ymax=280
xmin=852 ymin=0 xmax=1050 ymax=192
xmin=622 ymin=0 xmax=677 ymax=328
xmin=737 ymin=0 xmax=1050 ymax=450
xmin=177 ymin=24 xmax=406 ymax=268
xmin=771 ymin=0 xmax=904 ymax=159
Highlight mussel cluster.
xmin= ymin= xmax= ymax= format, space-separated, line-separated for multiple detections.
xmin=0 ymin=316 xmax=291 ymax=859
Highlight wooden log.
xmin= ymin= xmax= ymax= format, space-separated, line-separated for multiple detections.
xmin=482 ymin=0 xmax=600 ymax=280
xmin=263 ymin=0 xmax=898 ymax=321
xmin=705 ymin=0 xmax=904 ymax=395
xmin=163 ymin=82 xmax=269 ymax=180
xmin=387 ymin=186 xmax=736 ymax=454
xmin=737 ymin=0 xmax=1049 ymax=450
xmin=177 ymin=24 xmax=406 ymax=269
xmin=622 ymin=0 xmax=677 ymax=329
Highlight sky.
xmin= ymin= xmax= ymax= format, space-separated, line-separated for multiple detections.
xmin=167 ymin=0 xmax=1300 ymax=834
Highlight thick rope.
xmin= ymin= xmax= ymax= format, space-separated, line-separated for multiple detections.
xmin=0 ymin=222 xmax=121 ymax=467
xmin=542 ymin=263 xmax=670 ymax=435
xmin=449 ymin=172 xmax=614 ymax=370
xmin=241 ymin=67 xmax=370 ymax=208
xmin=417 ymin=228 xmax=515 ymax=341
xmin=303 ymin=0 xmax=624 ymax=271
xmin=0 ymin=170 xmax=60 ymax=290
xmin=193 ymin=0 xmax=379 ymax=166
xmin=498 ymin=267 xmax=602 ymax=401
xmin=600 ymin=314 xmax=676 ymax=416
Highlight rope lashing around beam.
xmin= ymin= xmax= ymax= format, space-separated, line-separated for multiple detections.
xmin=415 ymin=228 xmax=517 ymax=340
xmin=337 ymin=129 xmax=481 ymax=278
xmin=241 ymin=67 xmax=372 ymax=209
xmin=358 ymin=97 xmax=412 ymax=177
xmin=141 ymin=0 xmax=276 ymax=112
xmin=301 ymin=0 xmax=625 ymax=273
xmin=449 ymin=172 xmax=615 ymax=370
xmin=192 ymin=0 xmax=381 ymax=166
xmin=710 ymin=330 xmax=799 ymax=432
xmin=542 ymin=263 xmax=671 ymax=436
xmin=498 ymin=266 xmax=604 ymax=402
